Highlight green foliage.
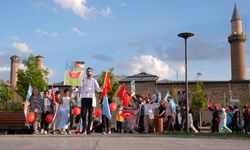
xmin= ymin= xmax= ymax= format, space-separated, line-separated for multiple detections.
xmin=169 ymin=87 xmax=178 ymax=103
xmin=0 ymin=80 xmax=15 ymax=111
xmin=98 ymin=68 xmax=119 ymax=101
xmin=17 ymin=55 xmax=49 ymax=100
xmin=191 ymin=80 xmax=207 ymax=111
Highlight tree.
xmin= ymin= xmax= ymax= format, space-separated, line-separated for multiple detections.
xmin=191 ymin=81 xmax=206 ymax=110
xmin=0 ymin=80 xmax=15 ymax=110
xmin=191 ymin=80 xmax=207 ymax=126
xmin=169 ymin=86 xmax=178 ymax=103
xmin=98 ymin=68 xmax=119 ymax=101
xmin=17 ymin=55 xmax=49 ymax=100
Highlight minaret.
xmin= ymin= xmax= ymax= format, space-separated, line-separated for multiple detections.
xmin=10 ymin=55 xmax=20 ymax=90
xmin=35 ymin=55 xmax=44 ymax=69
xmin=228 ymin=3 xmax=247 ymax=81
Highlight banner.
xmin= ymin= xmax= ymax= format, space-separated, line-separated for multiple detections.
xmin=131 ymin=80 xmax=135 ymax=96
xmin=63 ymin=61 xmax=85 ymax=86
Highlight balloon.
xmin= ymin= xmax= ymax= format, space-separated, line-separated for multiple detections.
xmin=27 ymin=112 xmax=35 ymax=124
xmin=45 ymin=114 xmax=54 ymax=123
xmin=109 ymin=102 xmax=117 ymax=113
xmin=72 ymin=107 xmax=81 ymax=116
xmin=94 ymin=109 xmax=102 ymax=117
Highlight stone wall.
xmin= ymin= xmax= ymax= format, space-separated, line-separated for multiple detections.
xmin=120 ymin=80 xmax=250 ymax=123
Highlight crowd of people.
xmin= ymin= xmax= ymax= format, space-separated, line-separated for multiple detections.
xmin=25 ymin=67 xmax=250 ymax=135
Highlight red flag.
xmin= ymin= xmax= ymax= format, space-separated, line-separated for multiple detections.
xmin=50 ymin=85 xmax=55 ymax=101
xmin=100 ymin=70 xmax=112 ymax=99
xmin=207 ymin=98 xmax=212 ymax=110
xmin=121 ymin=110 xmax=134 ymax=119
xmin=116 ymin=84 xmax=131 ymax=108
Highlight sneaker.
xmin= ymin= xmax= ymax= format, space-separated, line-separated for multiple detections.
xmin=40 ymin=129 xmax=44 ymax=134
xmin=66 ymin=130 xmax=72 ymax=135
xmin=108 ymin=131 xmax=111 ymax=135
xmin=44 ymin=130 xmax=48 ymax=135
xmin=87 ymin=131 xmax=92 ymax=135
xmin=102 ymin=132 xmax=107 ymax=135
xmin=33 ymin=131 xmax=39 ymax=135
xmin=82 ymin=131 xmax=87 ymax=135
xmin=51 ymin=131 xmax=56 ymax=135
xmin=59 ymin=131 xmax=66 ymax=135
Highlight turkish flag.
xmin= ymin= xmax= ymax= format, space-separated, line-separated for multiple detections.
xmin=100 ymin=71 xmax=112 ymax=99
xmin=116 ymin=84 xmax=131 ymax=108
xmin=121 ymin=110 xmax=134 ymax=119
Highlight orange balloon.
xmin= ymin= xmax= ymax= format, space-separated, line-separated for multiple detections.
xmin=45 ymin=114 xmax=54 ymax=123
xmin=109 ymin=102 xmax=117 ymax=113
xmin=27 ymin=112 xmax=35 ymax=124
xmin=72 ymin=107 xmax=81 ymax=116
xmin=95 ymin=109 xmax=102 ymax=117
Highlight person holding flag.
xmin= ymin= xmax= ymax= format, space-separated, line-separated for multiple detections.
xmin=77 ymin=67 xmax=102 ymax=135
xmin=100 ymin=70 xmax=112 ymax=135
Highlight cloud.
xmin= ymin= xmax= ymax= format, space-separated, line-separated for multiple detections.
xmin=120 ymin=1 xmax=127 ymax=7
xmin=70 ymin=27 xmax=85 ymax=36
xmin=117 ymin=55 xmax=177 ymax=79
xmin=0 ymin=51 xmax=5 ymax=57
xmin=121 ymin=34 xmax=230 ymax=62
xmin=98 ymin=7 xmax=111 ymax=17
xmin=12 ymin=42 xmax=32 ymax=53
xmin=92 ymin=54 xmax=115 ymax=62
xmin=55 ymin=0 xmax=89 ymax=17
xmin=0 ymin=66 xmax=10 ymax=72
xmin=35 ymin=28 xmax=59 ymax=37
xmin=154 ymin=37 xmax=230 ymax=62
xmin=18 ymin=64 xmax=27 ymax=70
xmin=122 ymin=36 xmax=147 ymax=53
xmin=48 ymin=67 xmax=56 ymax=78
xmin=54 ymin=0 xmax=111 ymax=18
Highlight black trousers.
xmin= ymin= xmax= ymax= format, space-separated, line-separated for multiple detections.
xmin=41 ymin=111 xmax=50 ymax=131
xmin=102 ymin=115 xmax=111 ymax=133
xmin=81 ymin=98 xmax=93 ymax=133
xmin=117 ymin=121 xmax=123 ymax=133
xmin=166 ymin=116 xmax=174 ymax=132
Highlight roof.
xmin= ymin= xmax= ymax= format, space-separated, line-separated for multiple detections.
xmin=231 ymin=3 xmax=241 ymax=22
xmin=119 ymin=72 xmax=159 ymax=82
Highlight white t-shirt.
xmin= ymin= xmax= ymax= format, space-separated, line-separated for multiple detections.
xmin=78 ymin=77 xmax=102 ymax=107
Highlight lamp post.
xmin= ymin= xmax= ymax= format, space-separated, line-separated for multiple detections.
xmin=178 ymin=32 xmax=194 ymax=132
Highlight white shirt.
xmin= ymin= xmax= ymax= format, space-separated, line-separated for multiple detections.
xmin=188 ymin=113 xmax=193 ymax=126
xmin=77 ymin=77 xmax=102 ymax=107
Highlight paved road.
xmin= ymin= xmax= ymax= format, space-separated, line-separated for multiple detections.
xmin=0 ymin=134 xmax=249 ymax=150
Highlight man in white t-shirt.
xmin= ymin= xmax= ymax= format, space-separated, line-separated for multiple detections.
xmin=78 ymin=67 xmax=102 ymax=135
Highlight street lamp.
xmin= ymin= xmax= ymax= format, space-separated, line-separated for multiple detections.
xmin=178 ymin=32 xmax=194 ymax=132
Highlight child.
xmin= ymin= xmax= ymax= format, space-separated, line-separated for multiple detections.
xmin=188 ymin=109 xmax=198 ymax=133
xmin=29 ymin=88 xmax=43 ymax=135
xmin=116 ymin=105 xmax=124 ymax=133
xmin=219 ymin=107 xmax=232 ymax=133
xmin=56 ymin=89 xmax=72 ymax=135
xmin=51 ymin=90 xmax=60 ymax=134
xmin=41 ymin=90 xmax=54 ymax=135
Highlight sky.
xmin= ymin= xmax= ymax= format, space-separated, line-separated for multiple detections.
xmin=0 ymin=0 xmax=250 ymax=83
